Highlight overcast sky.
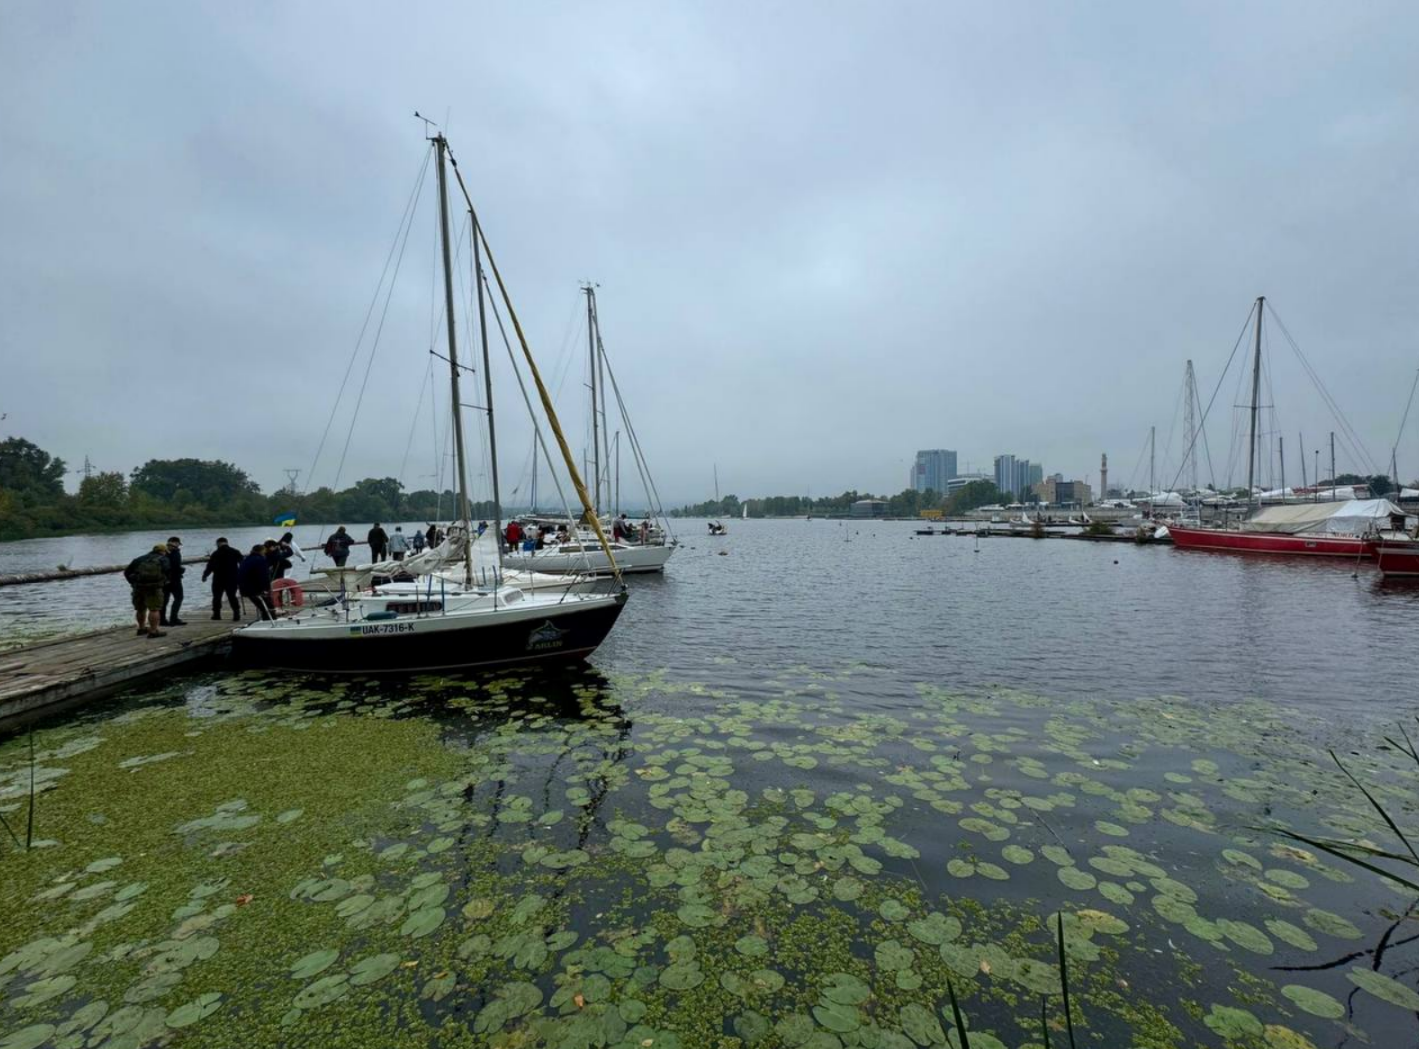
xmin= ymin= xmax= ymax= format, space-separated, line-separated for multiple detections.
xmin=3 ymin=2 xmax=1417 ymax=507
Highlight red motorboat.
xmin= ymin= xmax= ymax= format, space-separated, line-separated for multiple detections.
xmin=1375 ymin=534 xmax=1419 ymax=578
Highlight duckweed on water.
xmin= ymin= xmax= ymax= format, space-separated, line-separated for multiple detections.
xmin=0 ymin=664 xmax=1417 ymax=1047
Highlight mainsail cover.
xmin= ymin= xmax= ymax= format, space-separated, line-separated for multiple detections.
xmin=1241 ymin=499 xmax=1405 ymax=535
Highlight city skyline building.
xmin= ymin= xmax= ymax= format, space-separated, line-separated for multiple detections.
xmin=911 ymin=449 xmax=958 ymax=494
xmin=993 ymin=454 xmax=1040 ymax=500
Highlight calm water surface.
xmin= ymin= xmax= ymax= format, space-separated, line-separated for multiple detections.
xmin=1 ymin=520 xmax=1417 ymax=1048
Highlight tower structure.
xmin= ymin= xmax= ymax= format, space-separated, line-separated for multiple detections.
xmin=1099 ymin=453 xmax=1107 ymax=501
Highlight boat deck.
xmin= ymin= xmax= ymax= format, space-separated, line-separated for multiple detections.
xmin=0 ymin=619 xmax=237 ymax=728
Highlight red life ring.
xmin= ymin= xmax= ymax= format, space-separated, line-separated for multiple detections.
xmin=272 ymin=578 xmax=305 ymax=608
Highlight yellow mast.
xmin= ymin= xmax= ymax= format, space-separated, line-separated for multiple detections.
xmin=443 ymin=148 xmax=622 ymax=582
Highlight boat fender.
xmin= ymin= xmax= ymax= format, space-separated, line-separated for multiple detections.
xmin=365 ymin=610 xmax=399 ymax=621
xmin=271 ymin=578 xmax=305 ymax=608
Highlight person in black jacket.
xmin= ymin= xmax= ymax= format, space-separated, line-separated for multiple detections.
xmin=202 ymin=537 xmax=243 ymax=620
xmin=238 ymin=545 xmax=275 ymax=621
xmin=367 ymin=522 xmax=388 ymax=562
xmin=124 ymin=544 xmax=170 ymax=638
xmin=160 ymin=536 xmax=187 ymax=626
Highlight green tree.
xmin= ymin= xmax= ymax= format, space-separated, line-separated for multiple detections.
xmin=78 ymin=471 xmax=128 ymax=508
xmin=130 ymin=458 xmax=261 ymax=504
xmin=0 ymin=437 xmax=67 ymax=500
xmin=944 ymin=480 xmax=1003 ymax=515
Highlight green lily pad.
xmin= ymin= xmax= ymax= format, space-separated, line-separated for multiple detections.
xmin=1203 ymin=1004 xmax=1263 ymax=1039
xmin=400 ymin=906 xmax=445 ymax=938
xmin=0 ymin=1026 xmax=55 ymax=1049
xmin=1347 ymin=967 xmax=1419 ymax=1010
xmin=1281 ymin=984 xmax=1345 ymax=1018
xmin=1306 ymin=909 xmax=1362 ymax=940
xmin=293 ymin=973 xmax=349 ymax=1009
xmin=821 ymin=971 xmax=871 ymax=1005
xmin=289 ymin=949 xmax=339 ymax=979
xmin=348 ymin=952 xmax=401 ymax=986
xmin=165 ymin=992 xmax=223 ymax=1028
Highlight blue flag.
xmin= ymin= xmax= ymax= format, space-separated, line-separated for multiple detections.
xmin=273 ymin=512 xmax=297 ymax=528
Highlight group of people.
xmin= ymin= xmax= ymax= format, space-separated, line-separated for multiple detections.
xmin=500 ymin=514 xmax=653 ymax=552
xmin=504 ymin=519 xmax=570 ymax=551
xmin=317 ymin=523 xmax=443 ymax=568
xmin=123 ymin=531 xmax=303 ymax=635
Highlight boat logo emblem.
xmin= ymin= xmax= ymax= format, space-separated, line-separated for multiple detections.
xmin=526 ymin=620 xmax=569 ymax=651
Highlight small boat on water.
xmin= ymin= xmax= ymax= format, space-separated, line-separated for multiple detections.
xmin=232 ymin=132 xmax=626 ymax=673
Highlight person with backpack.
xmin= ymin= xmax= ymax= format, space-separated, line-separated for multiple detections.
xmin=323 ymin=526 xmax=354 ymax=567
xmin=124 ymin=544 xmax=170 ymax=638
xmin=202 ymin=537 xmax=243 ymax=620
xmin=411 ymin=528 xmax=426 ymax=554
xmin=238 ymin=544 xmax=276 ymax=621
xmin=160 ymin=536 xmax=187 ymax=626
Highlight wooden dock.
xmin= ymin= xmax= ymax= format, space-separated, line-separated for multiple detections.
xmin=0 ymin=619 xmax=238 ymax=727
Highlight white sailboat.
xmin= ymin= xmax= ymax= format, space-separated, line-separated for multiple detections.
xmin=232 ymin=132 xmax=626 ymax=673
xmin=503 ymin=284 xmax=676 ymax=575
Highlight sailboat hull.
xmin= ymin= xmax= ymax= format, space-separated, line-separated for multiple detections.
xmin=230 ymin=593 xmax=627 ymax=674
xmin=502 ymin=544 xmax=674 ymax=575
xmin=1167 ymin=525 xmax=1372 ymax=558
xmin=1376 ymin=537 xmax=1419 ymax=577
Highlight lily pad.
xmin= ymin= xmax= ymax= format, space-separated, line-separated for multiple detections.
xmin=289 ymin=949 xmax=339 ymax=979
xmin=1281 ymin=984 xmax=1345 ymax=1018
xmin=1347 ymin=967 xmax=1419 ymax=1010
xmin=165 ymin=992 xmax=223 ymax=1028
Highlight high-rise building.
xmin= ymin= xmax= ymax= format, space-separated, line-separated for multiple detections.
xmin=911 ymin=449 xmax=957 ymax=494
xmin=993 ymin=454 xmax=1017 ymax=497
xmin=993 ymin=455 xmax=1042 ymax=500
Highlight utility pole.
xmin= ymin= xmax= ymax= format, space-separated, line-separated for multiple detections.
xmin=1246 ymin=296 xmax=1265 ymax=509
xmin=283 ymin=468 xmax=300 ymax=494
xmin=82 ymin=455 xmax=94 ymax=481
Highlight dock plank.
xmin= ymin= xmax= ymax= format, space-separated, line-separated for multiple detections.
xmin=0 ymin=619 xmax=239 ymax=726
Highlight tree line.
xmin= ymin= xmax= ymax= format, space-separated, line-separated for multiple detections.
xmin=672 ymin=481 xmax=1008 ymax=519
xmin=0 ymin=436 xmax=498 ymax=541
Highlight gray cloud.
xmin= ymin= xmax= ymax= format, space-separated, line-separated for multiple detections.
xmin=3 ymin=2 xmax=1416 ymax=507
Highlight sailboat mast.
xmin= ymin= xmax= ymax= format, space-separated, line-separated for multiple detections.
xmin=585 ymin=286 xmax=600 ymax=514
xmin=531 ymin=440 xmax=538 ymax=514
xmin=1149 ymin=425 xmax=1155 ymax=517
xmin=434 ymin=136 xmax=474 ymax=578
xmin=1299 ymin=431 xmax=1307 ymax=490
xmin=1246 ymin=296 xmax=1265 ymax=509
xmin=1330 ymin=432 xmax=1336 ymax=502
xmin=595 ymin=307 xmax=612 ymax=509
xmin=472 ymin=215 xmax=502 ymax=584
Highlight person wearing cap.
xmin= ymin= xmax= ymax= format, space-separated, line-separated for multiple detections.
xmin=160 ymin=536 xmax=187 ymax=626
xmin=123 ymin=543 xmax=170 ymax=638
xmin=202 ymin=537 xmax=243 ymax=620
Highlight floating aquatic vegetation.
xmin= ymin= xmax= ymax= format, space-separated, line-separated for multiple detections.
xmin=0 ymin=663 xmax=1415 ymax=1047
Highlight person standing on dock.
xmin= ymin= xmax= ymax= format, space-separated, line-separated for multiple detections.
xmin=124 ymin=544 xmax=169 ymax=638
xmin=238 ymin=544 xmax=276 ymax=621
xmin=389 ymin=526 xmax=409 ymax=561
xmin=203 ymin=538 xmax=242 ymax=620
xmin=367 ymin=522 xmax=388 ymax=563
xmin=324 ymin=526 xmax=353 ymax=567
xmin=160 ymin=536 xmax=187 ymax=627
